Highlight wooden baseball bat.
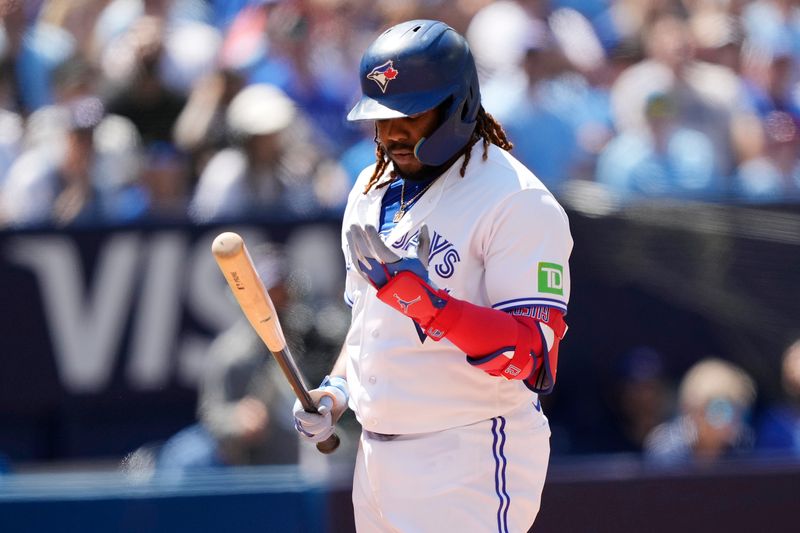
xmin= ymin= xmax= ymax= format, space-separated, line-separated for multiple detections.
xmin=211 ymin=231 xmax=340 ymax=454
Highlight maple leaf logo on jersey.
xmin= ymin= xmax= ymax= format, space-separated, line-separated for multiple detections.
xmin=367 ymin=61 xmax=399 ymax=93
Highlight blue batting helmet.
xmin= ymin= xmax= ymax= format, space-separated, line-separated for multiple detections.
xmin=347 ymin=20 xmax=481 ymax=166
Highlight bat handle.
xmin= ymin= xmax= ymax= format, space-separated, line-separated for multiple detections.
xmin=316 ymin=433 xmax=340 ymax=454
xmin=298 ymin=385 xmax=341 ymax=454
xmin=301 ymin=397 xmax=341 ymax=454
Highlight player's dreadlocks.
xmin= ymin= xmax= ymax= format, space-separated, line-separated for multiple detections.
xmin=363 ymin=107 xmax=513 ymax=193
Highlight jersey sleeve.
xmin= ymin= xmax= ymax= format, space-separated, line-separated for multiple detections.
xmin=482 ymin=188 xmax=572 ymax=314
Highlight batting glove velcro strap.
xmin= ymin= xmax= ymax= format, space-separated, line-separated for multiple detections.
xmin=375 ymin=271 xmax=452 ymax=340
xmin=467 ymin=321 xmax=538 ymax=380
xmin=293 ymin=376 xmax=349 ymax=444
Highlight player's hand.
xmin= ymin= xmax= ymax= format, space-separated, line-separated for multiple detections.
xmin=347 ymin=224 xmax=452 ymax=337
xmin=292 ymin=376 xmax=348 ymax=444
xmin=346 ymin=224 xmax=432 ymax=289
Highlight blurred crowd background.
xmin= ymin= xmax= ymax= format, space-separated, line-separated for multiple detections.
xmin=3 ymin=0 xmax=800 ymax=229
xmin=0 ymin=0 xmax=799 ymax=482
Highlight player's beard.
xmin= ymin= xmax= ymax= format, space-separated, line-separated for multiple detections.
xmin=385 ymin=142 xmax=460 ymax=182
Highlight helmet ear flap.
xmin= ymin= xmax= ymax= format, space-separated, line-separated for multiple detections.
xmin=415 ymin=98 xmax=477 ymax=166
xmin=461 ymin=88 xmax=474 ymax=121
xmin=461 ymin=69 xmax=481 ymax=123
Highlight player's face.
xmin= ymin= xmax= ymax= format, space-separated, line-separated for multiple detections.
xmin=376 ymin=107 xmax=441 ymax=176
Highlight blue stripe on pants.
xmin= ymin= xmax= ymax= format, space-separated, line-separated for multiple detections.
xmin=491 ymin=416 xmax=510 ymax=533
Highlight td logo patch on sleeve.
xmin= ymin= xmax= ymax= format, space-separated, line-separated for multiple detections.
xmin=537 ymin=262 xmax=564 ymax=295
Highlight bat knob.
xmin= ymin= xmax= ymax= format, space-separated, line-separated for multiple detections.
xmin=316 ymin=433 xmax=341 ymax=454
xmin=212 ymin=232 xmax=244 ymax=258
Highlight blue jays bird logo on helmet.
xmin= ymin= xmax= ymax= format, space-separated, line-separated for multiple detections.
xmin=367 ymin=61 xmax=399 ymax=93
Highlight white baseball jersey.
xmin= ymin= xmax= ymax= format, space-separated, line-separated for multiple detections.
xmin=341 ymin=142 xmax=572 ymax=435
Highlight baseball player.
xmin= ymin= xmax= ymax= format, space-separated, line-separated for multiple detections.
xmin=292 ymin=19 xmax=572 ymax=532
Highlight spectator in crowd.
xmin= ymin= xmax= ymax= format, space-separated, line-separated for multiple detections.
xmin=467 ymin=3 xmax=576 ymax=190
xmin=756 ymin=339 xmax=800 ymax=455
xmin=467 ymin=2 xmax=617 ymax=190
xmin=688 ymin=6 xmax=745 ymax=74
xmin=157 ymin=243 xmax=301 ymax=472
xmin=596 ymin=90 xmax=718 ymax=198
xmin=98 ymin=12 xmax=203 ymax=146
xmin=644 ymin=357 xmax=757 ymax=465
xmin=156 ymin=316 xmax=302 ymax=471
xmin=733 ymin=110 xmax=800 ymax=200
xmin=14 ymin=3 xmax=78 ymax=112
xmin=1 ymin=96 xmax=143 ymax=227
xmin=0 ymin=109 xmax=22 ymax=192
xmin=135 ymin=141 xmax=193 ymax=220
xmin=741 ymin=0 xmax=800 ymax=66
xmin=0 ymin=42 xmax=24 ymax=198
xmin=1 ymin=0 xmax=800 ymax=216
xmin=172 ymin=68 xmax=247 ymax=180
xmin=604 ymin=346 xmax=674 ymax=454
xmin=229 ymin=0 xmax=368 ymax=154
xmin=608 ymin=12 xmax=756 ymax=196
xmin=337 ymin=125 xmax=378 ymax=188
xmin=188 ymin=83 xmax=349 ymax=222
xmin=732 ymin=33 xmax=800 ymax=200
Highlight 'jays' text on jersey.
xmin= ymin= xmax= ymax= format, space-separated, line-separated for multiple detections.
xmin=341 ymin=143 xmax=573 ymax=435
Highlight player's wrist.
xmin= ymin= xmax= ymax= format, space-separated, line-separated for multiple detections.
xmin=376 ymin=271 xmax=452 ymax=337
xmin=420 ymin=294 xmax=463 ymax=340
xmin=321 ymin=375 xmax=349 ymax=397
xmin=319 ymin=375 xmax=349 ymax=421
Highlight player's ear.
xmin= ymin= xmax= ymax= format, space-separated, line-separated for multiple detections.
xmin=417 ymin=224 xmax=431 ymax=268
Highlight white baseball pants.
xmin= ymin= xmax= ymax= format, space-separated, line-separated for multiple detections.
xmin=352 ymin=400 xmax=550 ymax=532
